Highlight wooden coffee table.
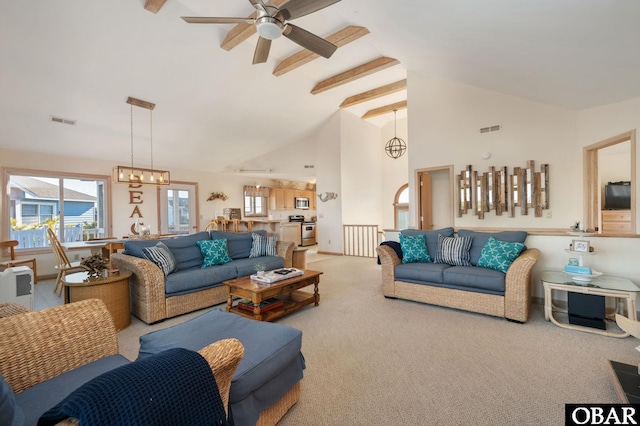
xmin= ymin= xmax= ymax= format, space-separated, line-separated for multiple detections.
xmin=224 ymin=269 xmax=322 ymax=321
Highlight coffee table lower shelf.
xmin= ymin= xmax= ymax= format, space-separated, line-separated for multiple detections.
xmin=229 ymin=291 xmax=316 ymax=322
xmin=224 ymin=269 xmax=322 ymax=322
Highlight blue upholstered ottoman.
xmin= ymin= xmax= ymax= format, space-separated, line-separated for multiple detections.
xmin=138 ymin=309 xmax=305 ymax=426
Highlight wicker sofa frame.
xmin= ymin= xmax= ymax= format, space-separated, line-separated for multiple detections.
xmin=377 ymin=245 xmax=540 ymax=322
xmin=111 ymin=240 xmax=295 ymax=324
xmin=0 ymin=299 xmax=244 ymax=424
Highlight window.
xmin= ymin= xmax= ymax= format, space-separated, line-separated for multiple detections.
xmin=4 ymin=170 xmax=110 ymax=250
xmin=394 ymin=184 xmax=409 ymax=230
xmin=243 ymin=185 xmax=269 ymax=217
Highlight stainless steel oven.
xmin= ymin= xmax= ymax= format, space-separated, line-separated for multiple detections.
xmin=301 ymin=222 xmax=316 ymax=246
xmin=289 ymin=215 xmax=316 ymax=246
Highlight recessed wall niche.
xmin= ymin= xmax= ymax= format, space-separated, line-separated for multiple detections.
xmin=457 ymin=161 xmax=549 ymax=219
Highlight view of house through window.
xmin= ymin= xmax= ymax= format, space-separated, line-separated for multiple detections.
xmin=7 ymin=172 xmax=108 ymax=250
xmin=395 ymin=184 xmax=409 ymax=230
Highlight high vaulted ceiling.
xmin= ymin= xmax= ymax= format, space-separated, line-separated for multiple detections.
xmin=1 ymin=1 xmax=639 ymax=182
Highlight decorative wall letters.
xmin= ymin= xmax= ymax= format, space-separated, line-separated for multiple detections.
xmin=457 ymin=161 xmax=549 ymax=219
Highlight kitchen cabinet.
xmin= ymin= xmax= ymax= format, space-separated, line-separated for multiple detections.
xmin=280 ymin=223 xmax=301 ymax=245
xmin=269 ymin=188 xmax=316 ymax=211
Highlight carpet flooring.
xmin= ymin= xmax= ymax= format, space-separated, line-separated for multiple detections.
xmin=34 ymin=254 xmax=639 ymax=425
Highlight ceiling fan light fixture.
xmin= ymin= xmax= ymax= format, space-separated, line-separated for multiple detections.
xmin=256 ymin=17 xmax=283 ymax=40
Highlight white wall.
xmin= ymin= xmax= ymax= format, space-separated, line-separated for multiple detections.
xmin=406 ymin=72 xmax=640 ymax=299
xmin=380 ymin=116 xmax=409 ymax=230
xmin=314 ymin=112 xmax=343 ymax=254
xmin=407 ymin=73 xmax=579 ymax=229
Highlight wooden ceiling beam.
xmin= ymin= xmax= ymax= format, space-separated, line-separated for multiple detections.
xmin=273 ymin=26 xmax=370 ymax=76
xmin=340 ymin=79 xmax=407 ymax=108
xmin=144 ymin=0 xmax=167 ymax=14
xmin=311 ymin=57 xmax=400 ymax=95
xmin=362 ymin=100 xmax=407 ymax=120
xmin=221 ymin=0 xmax=288 ymax=51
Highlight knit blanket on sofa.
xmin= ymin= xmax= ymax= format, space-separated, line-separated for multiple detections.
xmin=38 ymin=348 xmax=227 ymax=426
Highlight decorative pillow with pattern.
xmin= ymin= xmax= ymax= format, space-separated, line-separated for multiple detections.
xmin=399 ymin=234 xmax=431 ymax=263
xmin=477 ymin=236 xmax=525 ymax=273
xmin=249 ymin=233 xmax=278 ymax=258
xmin=196 ymin=239 xmax=232 ymax=267
xmin=433 ymin=235 xmax=473 ymax=266
xmin=141 ymin=242 xmax=177 ymax=276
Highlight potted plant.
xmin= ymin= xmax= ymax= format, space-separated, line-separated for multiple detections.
xmin=254 ymin=263 xmax=266 ymax=277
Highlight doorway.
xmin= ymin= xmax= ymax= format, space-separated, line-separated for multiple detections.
xmin=416 ymin=166 xmax=454 ymax=230
xmin=158 ymin=182 xmax=199 ymax=234
xmin=584 ymin=130 xmax=636 ymax=235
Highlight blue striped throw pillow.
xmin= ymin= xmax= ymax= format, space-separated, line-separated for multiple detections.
xmin=250 ymin=233 xmax=278 ymax=258
xmin=433 ymin=234 xmax=473 ymax=266
xmin=142 ymin=242 xmax=177 ymax=276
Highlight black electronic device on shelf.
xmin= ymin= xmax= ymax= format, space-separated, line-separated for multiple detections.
xmin=604 ymin=181 xmax=631 ymax=210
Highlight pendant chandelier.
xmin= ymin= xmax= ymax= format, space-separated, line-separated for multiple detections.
xmin=385 ymin=109 xmax=407 ymax=159
xmin=113 ymin=97 xmax=170 ymax=185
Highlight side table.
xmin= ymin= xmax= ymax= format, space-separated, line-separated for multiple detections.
xmin=542 ymin=271 xmax=640 ymax=338
xmin=62 ymin=270 xmax=132 ymax=331
xmin=292 ymin=247 xmax=308 ymax=270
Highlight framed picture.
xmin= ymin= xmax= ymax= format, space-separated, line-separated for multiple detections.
xmin=572 ymin=240 xmax=590 ymax=253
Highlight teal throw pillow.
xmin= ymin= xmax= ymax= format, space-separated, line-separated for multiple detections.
xmin=477 ymin=236 xmax=525 ymax=273
xmin=433 ymin=234 xmax=473 ymax=266
xmin=399 ymin=234 xmax=431 ymax=263
xmin=196 ymin=239 xmax=232 ymax=267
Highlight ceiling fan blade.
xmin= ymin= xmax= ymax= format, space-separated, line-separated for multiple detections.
xmin=283 ymin=24 xmax=337 ymax=58
xmin=279 ymin=0 xmax=341 ymax=21
xmin=253 ymin=37 xmax=272 ymax=64
xmin=181 ymin=17 xmax=254 ymax=24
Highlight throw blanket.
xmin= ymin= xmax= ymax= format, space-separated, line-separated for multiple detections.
xmin=39 ymin=348 xmax=227 ymax=426
xmin=377 ymin=241 xmax=402 ymax=265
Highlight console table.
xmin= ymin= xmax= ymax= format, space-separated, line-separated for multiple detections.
xmin=542 ymin=271 xmax=640 ymax=338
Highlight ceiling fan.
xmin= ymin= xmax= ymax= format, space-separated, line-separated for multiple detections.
xmin=182 ymin=0 xmax=341 ymax=64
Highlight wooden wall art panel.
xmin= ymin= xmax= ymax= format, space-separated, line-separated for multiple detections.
xmin=456 ymin=161 xmax=549 ymax=219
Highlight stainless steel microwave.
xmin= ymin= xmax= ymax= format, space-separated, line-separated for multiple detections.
xmin=294 ymin=197 xmax=309 ymax=209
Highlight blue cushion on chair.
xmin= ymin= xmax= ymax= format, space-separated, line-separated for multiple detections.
xmin=1 ymin=373 xmax=23 ymax=426
xmin=210 ymin=231 xmax=267 ymax=259
xmin=142 ymin=242 xmax=176 ymax=276
xmin=400 ymin=228 xmax=455 ymax=260
xmin=196 ymin=239 xmax=232 ymax=267
xmin=457 ymin=229 xmax=527 ymax=266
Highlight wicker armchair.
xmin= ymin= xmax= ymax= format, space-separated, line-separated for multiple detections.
xmin=377 ymin=246 xmax=540 ymax=322
xmin=0 ymin=299 xmax=244 ymax=423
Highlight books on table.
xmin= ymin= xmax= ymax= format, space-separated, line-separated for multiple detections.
xmin=250 ymin=268 xmax=304 ymax=284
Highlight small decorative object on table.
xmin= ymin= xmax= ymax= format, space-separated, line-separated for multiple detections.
xmin=254 ymin=263 xmax=266 ymax=277
xmin=80 ymin=253 xmax=108 ymax=280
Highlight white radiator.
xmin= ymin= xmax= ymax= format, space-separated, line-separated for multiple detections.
xmin=0 ymin=266 xmax=34 ymax=310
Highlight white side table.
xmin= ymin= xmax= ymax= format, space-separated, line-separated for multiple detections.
xmin=542 ymin=271 xmax=640 ymax=338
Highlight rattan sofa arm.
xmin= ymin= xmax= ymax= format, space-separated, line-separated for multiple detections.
xmin=504 ymin=248 xmax=540 ymax=322
xmin=377 ymin=245 xmax=402 ymax=297
xmin=111 ymin=253 xmax=167 ymax=324
xmin=198 ymin=338 xmax=245 ymax=415
xmin=276 ymin=240 xmax=295 ymax=268
xmin=0 ymin=299 xmax=119 ymax=393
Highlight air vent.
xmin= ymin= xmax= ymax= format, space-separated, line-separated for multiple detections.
xmin=50 ymin=115 xmax=77 ymax=126
xmin=304 ymin=165 xmax=315 ymax=169
xmin=480 ymin=124 xmax=501 ymax=134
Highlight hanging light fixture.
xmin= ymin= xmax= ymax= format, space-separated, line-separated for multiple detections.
xmin=113 ymin=97 xmax=170 ymax=185
xmin=385 ymin=109 xmax=407 ymax=159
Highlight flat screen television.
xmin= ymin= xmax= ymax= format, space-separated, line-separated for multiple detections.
xmin=604 ymin=181 xmax=631 ymax=210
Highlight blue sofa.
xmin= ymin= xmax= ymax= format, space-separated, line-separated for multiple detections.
xmin=111 ymin=230 xmax=295 ymax=324
xmin=377 ymin=228 xmax=540 ymax=322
